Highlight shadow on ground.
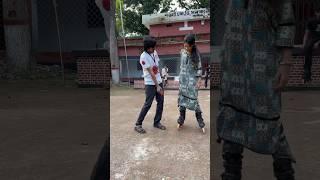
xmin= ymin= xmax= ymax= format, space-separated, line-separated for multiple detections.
xmin=0 ymin=80 xmax=107 ymax=180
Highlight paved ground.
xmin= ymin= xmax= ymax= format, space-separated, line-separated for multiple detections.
xmin=110 ymin=86 xmax=210 ymax=180
xmin=1 ymin=80 xmax=319 ymax=180
xmin=212 ymin=90 xmax=320 ymax=180
xmin=0 ymin=80 xmax=107 ymax=180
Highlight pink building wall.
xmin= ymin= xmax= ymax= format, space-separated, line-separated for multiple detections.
xmin=118 ymin=46 xmax=142 ymax=57
xmin=149 ymin=20 xmax=210 ymax=38
xmin=118 ymin=18 xmax=210 ymax=57
xmin=118 ymin=41 xmax=210 ymax=57
xmin=157 ymin=43 xmax=210 ymax=55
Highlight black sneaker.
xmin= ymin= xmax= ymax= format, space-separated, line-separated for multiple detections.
xmin=154 ymin=123 xmax=166 ymax=130
xmin=134 ymin=125 xmax=146 ymax=134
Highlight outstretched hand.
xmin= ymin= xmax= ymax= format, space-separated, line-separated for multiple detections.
xmin=157 ymin=85 xmax=164 ymax=96
xmin=196 ymin=81 xmax=201 ymax=89
xmin=273 ymin=65 xmax=290 ymax=92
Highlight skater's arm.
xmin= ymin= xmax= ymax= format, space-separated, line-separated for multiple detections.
xmin=303 ymin=30 xmax=310 ymax=48
xmin=274 ymin=0 xmax=295 ymax=49
xmin=196 ymin=78 xmax=202 ymax=89
xmin=272 ymin=0 xmax=295 ymax=91
xmin=146 ymin=68 xmax=162 ymax=93
xmin=146 ymin=68 xmax=159 ymax=86
xmin=196 ymin=53 xmax=202 ymax=89
xmin=140 ymin=53 xmax=161 ymax=90
xmin=274 ymin=0 xmax=295 ymax=63
xmin=274 ymin=48 xmax=292 ymax=92
xmin=281 ymin=48 xmax=292 ymax=64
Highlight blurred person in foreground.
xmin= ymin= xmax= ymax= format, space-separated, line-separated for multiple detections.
xmin=217 ymin=0 xmax=296 ymax=179
xmin=90 ymin=141 xmax=107 ymax=180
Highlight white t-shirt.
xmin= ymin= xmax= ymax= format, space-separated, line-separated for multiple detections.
xmin=140 ymin=50 xmax=162 ymax=85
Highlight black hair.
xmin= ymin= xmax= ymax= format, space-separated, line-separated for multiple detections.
xmin=184 ymin=34 xmax=200 ymax=65
xmin=143 ymin=36 xmax=156 ymax=52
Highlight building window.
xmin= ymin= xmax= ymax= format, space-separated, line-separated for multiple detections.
xmin=179 ymin=21 xmax=194 ymax=31
xmin=87 ymin=0 xmax=105 ymax=28
xmin=162 ymin=58 xmax=179 ymax=76
xmin=137 ymin=61 xmax=142 ymax=70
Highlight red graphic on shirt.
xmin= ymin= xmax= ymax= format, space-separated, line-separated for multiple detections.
xmin=152 ymin=66 xmax=158 ymax=74
xmin=141 ymin=60 xmax=145 ymax=65
xmin=102 ymin=0 xmax=110 ymax=11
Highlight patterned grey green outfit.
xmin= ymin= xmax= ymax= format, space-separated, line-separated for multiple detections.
xmin=178 ymin=49 xmax=202 ymax=112
xmin=217 ymin=0 xmax=295 ymax=158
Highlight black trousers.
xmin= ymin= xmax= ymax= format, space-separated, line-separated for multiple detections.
xmin=222 ymin=140 xmax=295 ymax=179
xmin=304 ymin=37 xmax=320 ymax=81
xmin=136 ymin=83 xmax=164 ymax=126
xmin=205 ymin=76 xmax=209 ymax=88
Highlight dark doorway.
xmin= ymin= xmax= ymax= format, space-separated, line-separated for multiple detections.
xmin=0 ymin=0 xmax=5 ymax=51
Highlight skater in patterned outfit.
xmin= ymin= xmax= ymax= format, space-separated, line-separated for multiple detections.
xmin=217 ymin=0 xmax=296 ymax=179
xmin=303 ymin=7 xmax=320 ymax=83
xmin=177 ymin=34 xmax=205 ymax=133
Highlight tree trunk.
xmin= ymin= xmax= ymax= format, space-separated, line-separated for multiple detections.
xmin=95 ymin=0 xmax=110 ymax=50
xmin=95 ymin=0 xmax=120 ymax=84
xmin=2 ymin=0 xmax=31 ymax=73
xmin=110 ymin=0 xmax=120 ymax=84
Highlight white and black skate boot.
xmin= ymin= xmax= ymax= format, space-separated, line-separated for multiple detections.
xmin=196 ymin=112 xmax=205 ymax=133
xmin=177 ymin=109 xmax=186 ymax=129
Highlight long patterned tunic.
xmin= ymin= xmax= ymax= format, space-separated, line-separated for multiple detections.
xmin=217 ymin=0 xmax=296 ymax=154
xmin=178 ymin=49 xmax=202 ymax=111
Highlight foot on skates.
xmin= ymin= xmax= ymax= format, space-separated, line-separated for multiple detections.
xmin=177 ymin=109 xmax=186 ymax=129
xmin=196 ymin=112 xmax=206 ymax=133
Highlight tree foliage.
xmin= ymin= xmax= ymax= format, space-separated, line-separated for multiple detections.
xmin=117 ymin=0 xmax=209 ymax=36
xmin=117 ymin=0 xmax=173 ymax=36
xmin=115 ymin=0 xmax=123 ymax=36
xmin=177 ymin=0 xmax=209 ymax=10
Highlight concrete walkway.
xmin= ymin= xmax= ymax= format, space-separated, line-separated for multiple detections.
xmin=110 ymin=87 xmax=210 ymax=179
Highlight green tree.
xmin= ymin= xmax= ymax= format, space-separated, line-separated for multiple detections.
xmin=95 ymin=0 xmax=120 ymax=83
xmin=115 ymin=0 xmax=124 ymax=36
xmin=177 ymin=0 xmax=209 ymax=10
xmin=119 ymin=0 xmax=174 ymax=36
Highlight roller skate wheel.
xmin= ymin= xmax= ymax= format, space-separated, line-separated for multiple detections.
xmin=202 ymin=128 xmax=205 ymax=134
